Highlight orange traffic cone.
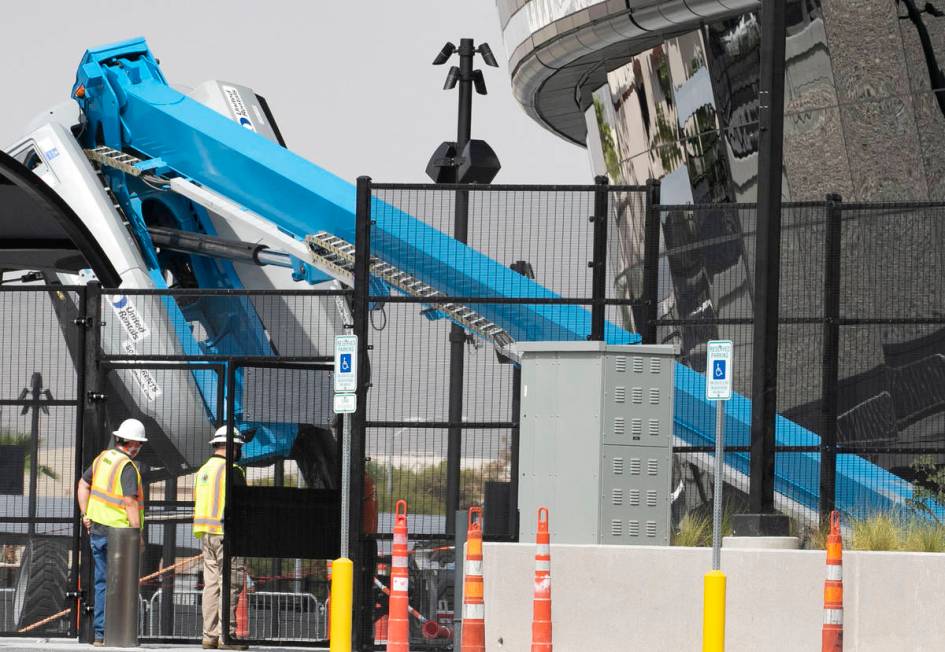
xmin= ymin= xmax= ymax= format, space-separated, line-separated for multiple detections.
xmin=822 ymin=511 xmax=843 ymax=651
xmin=387 ymin=499 xmax=410 ymax=652
xmin=235 ymin=575 xmax=249 ymax=638
xmin=461 ymin=506 xmax=485 ymax=652
xmin=531 ymin=507 xmax=552 ymax=651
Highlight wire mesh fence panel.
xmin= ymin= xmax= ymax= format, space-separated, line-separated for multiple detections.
xmin=0 ymin=285 xmax=83 ymax=636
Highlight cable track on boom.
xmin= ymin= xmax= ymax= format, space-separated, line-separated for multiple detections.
xmin=307 ymin=232 xmax=515 ymax=353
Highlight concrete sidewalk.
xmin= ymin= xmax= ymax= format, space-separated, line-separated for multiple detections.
xmin=0 ymin=639 xmax=327 ymax=652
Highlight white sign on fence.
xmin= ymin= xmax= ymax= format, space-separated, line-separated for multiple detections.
xmin=334 ymin=334 xmax=357 ymax=393
xmin=706 ymin=340 xmax=733 ymax=401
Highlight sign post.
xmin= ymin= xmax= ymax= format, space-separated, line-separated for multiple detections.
xmin=334 ymin=334 xmax=358 ymax=560
xmin=703 ymin=339 xmax=733 ymax=652
xmin=706 ymin=339 xmax=733 ymax=568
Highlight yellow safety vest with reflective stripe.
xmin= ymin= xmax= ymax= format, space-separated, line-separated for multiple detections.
xmin=193 ymin=456 xmax=244 ymax=538
xmin=86 ymin=448 xmax=144 ymax=529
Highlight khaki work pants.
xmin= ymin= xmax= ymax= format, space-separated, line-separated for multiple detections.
xmin=201 ymin=534 xmax=245 ymax=640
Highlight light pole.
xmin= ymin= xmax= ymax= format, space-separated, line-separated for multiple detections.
xmin=428 ymin=38 xmax=501 ymax=536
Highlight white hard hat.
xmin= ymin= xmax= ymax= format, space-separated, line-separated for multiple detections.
xmin=209 ymin=425 xmax=245 ymax=446
xmin=113 ymin=418 xmax=148 ymax=443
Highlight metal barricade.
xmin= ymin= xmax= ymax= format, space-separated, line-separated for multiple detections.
xmin=146 ymin=589 xmax=203 ymax=639
xmin=247 ymin=592 xmax=325 ymax=641
xmin=0 ymin=588 xmax=14 ymax=632
xmin=141 ymin=588 xmax=325 ymax=642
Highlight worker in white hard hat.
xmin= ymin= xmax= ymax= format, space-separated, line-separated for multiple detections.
xmin=194 ymin=425 xmax=249 ymax=650
xmin=75 ymin=418 xmax=148 ymax=646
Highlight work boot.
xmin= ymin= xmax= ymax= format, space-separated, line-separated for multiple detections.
xmin=91 ymin=640 xmax=104 ymax=647
xmin=217 ymin=641 xmax=249 ymax=651
xmin=201 ymin=638 xmax=218 ymax=649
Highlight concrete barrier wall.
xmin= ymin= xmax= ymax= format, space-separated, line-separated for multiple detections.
xmin=482 ymin=543 xmax=945 ymax=651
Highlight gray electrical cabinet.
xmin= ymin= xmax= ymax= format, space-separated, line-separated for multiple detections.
xmin=515 ymin=342 xmax=676 ymax=546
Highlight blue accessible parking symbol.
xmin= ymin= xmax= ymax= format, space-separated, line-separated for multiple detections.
xmin=713 ymin=359 xmax=726 ymax=380
xmin=339 ymin=353 xmax=352 ymax=373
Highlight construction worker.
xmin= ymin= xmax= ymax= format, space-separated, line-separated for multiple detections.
xmin=76 ymin=418 xmax=148 ymax=646
xmin=194 ymin=425 xmax=248 ymax=650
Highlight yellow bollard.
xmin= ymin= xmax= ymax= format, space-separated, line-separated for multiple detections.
xmin=702 ymin=570 xmax=726 ymax=652
xmin=329 ymin=557 xmax=353 ymax=652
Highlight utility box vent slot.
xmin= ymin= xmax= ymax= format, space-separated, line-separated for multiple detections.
xmin=614 ymin=386 xmax=626 ymax=403
xmin=615 ymin=356 xmax=627 ymax=372
xmin=628 ymin=489 xmax=640 ymax=506
xmin=649 ymin=388 xmax=660 ymax=404
xmin=611 ymin=520 xmax=623 ymax=537
xmin=647 ymin=490 xmax=658 ymax=507
xmin=646 ymin=521 xmax=657 ymax=537
xmin=650 ymin=358 xmax=661 ymax=374
xmin=632 ymin=356 xmax=644 ymax=373
xmin=612 ymin=489 xmax=623 ymax=505
xmin=647 ymin=459 xmax=659 ymax=476
xmin=628 ymin=520 xmax=640 ymax=537
xmin=649 ymin=419 xmax=660 ymax=436
xmin=614 ymin=417 xmax=625 ymax=435
xmin=613 ymin=457 xmax=624 ymax=475
xmin=631 ymin=387 xmax=644 ymax=404
xmin=631 ymin=419 xmax=642 ymax=437
xmin=630 ymin=458 xmax=642 ymax=475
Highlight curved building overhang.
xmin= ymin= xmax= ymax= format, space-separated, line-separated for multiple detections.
xmin=0 ymin=149 xmax=120 ymax=285
xmin=499 ymin=0 xmax=758 ymax=145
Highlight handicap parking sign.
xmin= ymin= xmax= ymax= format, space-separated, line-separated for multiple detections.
xmin=706 ymin=340 xmax=733 ymax=400
xmin=334 ymin=335 xmax=358 ymax=393
xmin=713 ymin=359 xmax=726 ymax=380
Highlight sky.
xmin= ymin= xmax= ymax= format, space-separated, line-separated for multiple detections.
xmin=0 ymin=1 xmax=589 ymax=184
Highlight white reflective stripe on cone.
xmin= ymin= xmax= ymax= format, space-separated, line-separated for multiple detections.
xmin=534 ymin=560 xmax=550 ymax=571
xmin=465 ymin=559 xmax=483 ymax=575
xmin=825 ymin=565 xmax=842 ymax=581
xmin=823 ymin=608 xmax=843 ymax=625
xmin=462 ymin=603 xmax=485 ymax=619
xmin=393 ymin=533 xmax=407 ymax=545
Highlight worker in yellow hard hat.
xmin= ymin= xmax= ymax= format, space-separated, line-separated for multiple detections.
xmin=194 ymin=425 xmax=249 ymax=650
xmin=76 ymin=418 xmax=148 ymax=646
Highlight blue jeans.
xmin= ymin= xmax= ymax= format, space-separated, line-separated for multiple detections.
xmin=90 ymin=532 xmax=108 ymax=640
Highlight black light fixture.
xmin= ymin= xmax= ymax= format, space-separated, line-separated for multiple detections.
xmin=443 ymin=66 xmax=460 ymax=90
xmin=432 ymin=41 xmax=457 ymax=65
xmin=425 ymin=38 xmax=501 ymax=184
xmin=477 ymin=43 xmax=498 ymax=67
xmin=472 ymin=70 xmax=487 ymax=95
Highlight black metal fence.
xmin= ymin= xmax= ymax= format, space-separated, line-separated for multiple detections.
xmin=3 ymin=181 xmax=945 ymax=648
xmin=653 ymin=198 xmax=945 ymax=531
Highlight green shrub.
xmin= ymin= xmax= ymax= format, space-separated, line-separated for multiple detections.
xmin=850 ymin=513 xmax=901 ymax=551
xmin=672 ymin=512 xmax=711 ymax=547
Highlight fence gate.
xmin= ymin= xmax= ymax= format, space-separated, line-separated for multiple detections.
xmin=0 ymin=285 xmax=88 ymax=637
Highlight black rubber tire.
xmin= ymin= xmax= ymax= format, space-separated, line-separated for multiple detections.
xmin=13 ymin=537 xmax=70 ymax=634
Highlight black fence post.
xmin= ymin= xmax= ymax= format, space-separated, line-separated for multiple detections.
xmin=642 ymin=179 xmax=662 ymax=344
xmin=160 ymin=475 xmax=177 ymax=636
xmin=68 ymin=285 xmax=89 ymax=639
xmin=590 ymin=176 xmax=610 ymax=340
xmin=509 ymin=366 xmax=522 ymax=538
xmin=77 ymin=282 xmax=104 ymax=643
xmin=352 ymin=175 xmax=373 ymax=650
xmin=221 ymin=360 xmax=237 ymax=644
xmin=819 ymin=194 xmax=843 ymax=521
